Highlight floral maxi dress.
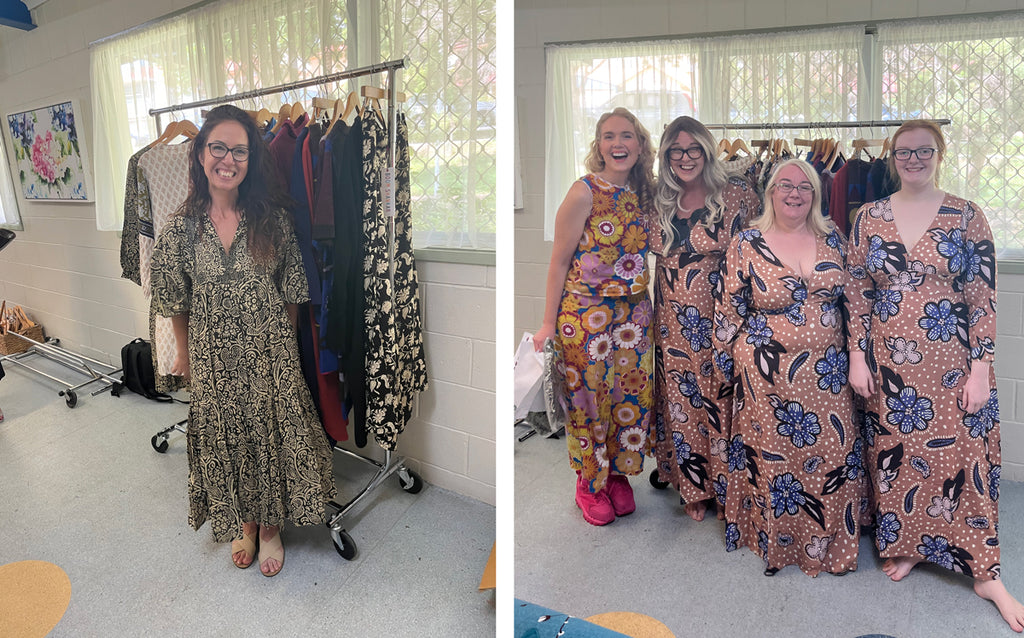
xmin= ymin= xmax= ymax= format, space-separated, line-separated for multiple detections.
xmin=651 ymin=178 xmax=760 ymax=508
xmin=715 ymin=228 xmax=864 ymax=576
xmin=847 ymin=194 xmax=1001 ymax=581
xmin=556 ymin=174 xmax=653 ymax=494
xmin=151 ymin=210 xmax=337 ymax=543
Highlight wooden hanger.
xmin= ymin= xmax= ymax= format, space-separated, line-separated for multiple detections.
xmin=851 ymin=138 xmax=884 ymax=161
xmin=726 ymin=137 xmax=752 ymax=160
xmin=149 ymin=119 xmax=198 ymax=147
xmin=270 ymin=104 xmax=292 ymax=133
xmin=289 ymin=101 xmax=306 ymax=124
xmin=879 ymin=136 xmax=891 ymax=160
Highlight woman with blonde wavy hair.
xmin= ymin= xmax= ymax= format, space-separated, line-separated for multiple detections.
xmin=533 ymin=107 xmax=656 ymax=526
xmin=714 ymin=158 xmax=863 ymax=576
xmin=650 ymin=116 xmax=760 ymax=522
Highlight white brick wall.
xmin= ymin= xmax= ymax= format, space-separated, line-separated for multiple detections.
xmin=0 ymin=0 xmax=495 ymax=505
xmin=514 ymin=0 xmax=1024 ymax=480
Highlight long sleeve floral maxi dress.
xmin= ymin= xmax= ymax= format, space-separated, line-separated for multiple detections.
xmin=651 ymin=178 xmax=760 ymax=508
xmin=151 ymin=209 xmax=337 ymax=542
xmin=847 ymin=194 xmax=1001 ymax=581
xmin=556 ymin=174 xmax=653 ymax=494
xmin=715 ymin=228 xmax=864 ymax=576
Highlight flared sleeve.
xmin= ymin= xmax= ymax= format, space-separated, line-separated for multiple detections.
xmin=150 ymin=215 xmax=192 ymax=317
xmin=712 ymin=232 xmax=752 ymax=385
xmin=961 ymin=201 xmax=997 ymax=363
xmin=274 ymin=209 xmax=311 ymax=305
xmin=845 ymin=203 xmax=874 ymax=354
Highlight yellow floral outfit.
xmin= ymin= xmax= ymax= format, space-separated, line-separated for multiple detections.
xmin=556 ymin=174 xmax=653 ymax=493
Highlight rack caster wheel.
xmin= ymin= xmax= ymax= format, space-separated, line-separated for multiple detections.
xmin=62 ymin=390 xmax=77 ymax=408
xmin=398 ymin=468 xmax=423 ymax=494
xmin=331 ymin=528 xmax=357 ymax=560
xmin=650 ymin=468 xmax=669 ymax=490
xmin=151 ymin=434 xmax=169 ymax=453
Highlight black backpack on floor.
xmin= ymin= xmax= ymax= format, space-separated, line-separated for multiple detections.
xmin=114 ymin=338 xmax=173 ymax=402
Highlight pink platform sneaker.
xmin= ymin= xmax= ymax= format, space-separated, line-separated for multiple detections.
xmin=605 ymin=474 xmax=636 ymax=516
xmin=575 ymin=474 xmax=615 ymax=526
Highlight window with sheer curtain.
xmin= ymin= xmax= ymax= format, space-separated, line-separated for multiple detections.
xmin=879 ymin=15 xmax=1024 ymax=260
xmin=0 ymin=129 xmax=21 ymax=228
xmin=546 ymin=17 xmax=1024 ymax=260
xmin=90 ymin=0 xmax=495 ymax=250
xmin=544 ymin=26 xmax=864 ymax=240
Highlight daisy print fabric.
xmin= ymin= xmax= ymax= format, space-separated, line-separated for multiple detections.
xmin=557 ymin=174 xmax=653 ymax=493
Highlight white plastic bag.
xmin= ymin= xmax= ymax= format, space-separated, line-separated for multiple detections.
xmin=513 ymin=332 xmax=546 ymax=420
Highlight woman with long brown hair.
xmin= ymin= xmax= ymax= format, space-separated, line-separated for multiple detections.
xmin=151 ymin=105 xmax=335 ymax=577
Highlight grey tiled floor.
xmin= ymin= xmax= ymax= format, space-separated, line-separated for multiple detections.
xmin=0 ymin=355 xmax=495 ymax=636
xmin=514 ymin=425 xmax=1024 ymax=638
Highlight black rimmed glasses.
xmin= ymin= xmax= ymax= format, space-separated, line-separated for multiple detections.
xmin=892 ymin=147 xmax=936 ymax=161
xmin=206 ymin=142 xmax=250 ymax=162
xmin=774 ymin=181 xmax=814 ymax=194
xmin=667 ymin=146 xmax=704 ymax=160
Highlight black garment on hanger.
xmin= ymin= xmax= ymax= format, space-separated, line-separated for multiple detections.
xmin=327 ymin=118 xmax=369 ymax=446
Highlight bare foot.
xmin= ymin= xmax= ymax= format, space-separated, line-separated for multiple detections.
xmin=716 ymin=507 xmax=725 ymax=521
xmin=259 ymin=524 xmax=284 ymax=576
xmin=882 ymin=556 xmax=921 ymax=581
xmin=231 ymin=521 xmax=258 ymax=568
xmin=975 ymin=579 xmax=1024 ymax=633
xmin=684 ymin=500 xmax=707 ymax=522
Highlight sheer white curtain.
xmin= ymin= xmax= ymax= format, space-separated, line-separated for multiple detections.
xmin=0 ymin=130 xmax=22 ymax=227
xmin=879 ymin=15 xmax=1024 ymax=259
xmin=543 ymin=27 xmax=864 ymax=240
xmin=90 ymin=0 xmax=350 ymax=231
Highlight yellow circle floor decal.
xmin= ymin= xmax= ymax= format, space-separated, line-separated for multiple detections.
xmin=585 ymin=611 xmax=676 ymax=638
xmin=0 ymin=561 xmax=71 ymax=637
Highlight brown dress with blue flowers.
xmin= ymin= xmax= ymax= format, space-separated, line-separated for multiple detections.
xmin=651 ymin=178 xmax=760 ymax=509
xmin=715 ymin=228 xmax=862 ymax=576
xmin=847 ymin=194 xmax=1000 ymax=581
xmin=556 ymin=174 xmax=653 ymax=494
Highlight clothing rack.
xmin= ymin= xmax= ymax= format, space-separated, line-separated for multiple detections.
xmin=146 ymin=58 xmax=422 ymax=562
xmin=704 ymin=118 xmax=951 ymax=131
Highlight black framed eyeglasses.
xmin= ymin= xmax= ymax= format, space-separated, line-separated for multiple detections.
xmin=667 ymin=146 xmax=704 ymax=160
xmin=774 ymin=181 xmax=814 ymax=194
xmin=892 ymin=147 xmax=936 ymax=161
xmin=206 ymin=142 xmax=250 ymax=162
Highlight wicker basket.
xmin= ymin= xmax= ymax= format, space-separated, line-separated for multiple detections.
xmin=0 ymin=324 xmax=44 ymax=355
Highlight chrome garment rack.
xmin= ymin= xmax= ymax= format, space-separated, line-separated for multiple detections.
xmin=0 ymin=333 xmax=122 ymax=408
xmin=704 ymin=118 xmax=951 ymax=131
xmin=147 ymin=58 xmax=421 ymax=561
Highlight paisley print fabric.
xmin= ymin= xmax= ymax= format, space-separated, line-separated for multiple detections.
xmin=847 ymin=193 xmax=1000 ymax=581
xmin=556 ymin=175 xmax=653 ymax=493
xmin=716 ymin=228 xmax=863 ymax=576
xmin=150 ymin=209 xmax=336 ymax=543
xmin=651 ymin=179 xmax=760 ymax=507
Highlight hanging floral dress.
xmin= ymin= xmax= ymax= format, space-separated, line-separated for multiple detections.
xmin=847 ymin=194 xmax=1001 ymax=581
xmin=651 ymin=178 xmax=760 ymax=508
xmin=556 ymin=174 xmax=653 ymax=494
xmin=715 ymin=227 xmax=864 ymax=576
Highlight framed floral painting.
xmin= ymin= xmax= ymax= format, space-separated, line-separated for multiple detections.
xmin=6 ymin=100 xmax=90 ymax=201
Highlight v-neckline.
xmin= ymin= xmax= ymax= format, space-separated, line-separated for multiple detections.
xmin=760 ymin=230 xmax=820 ymax=283
xmin=889 ymin=192 xmax=946 ymax=256
xmin=210 ymin=213 xmax=243 ymax=257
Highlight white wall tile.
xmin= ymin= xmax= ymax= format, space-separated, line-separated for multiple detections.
xmin=784 ymin=0 xmax=830 ymax=24
xmin=870 ymin=0 xmax=920 ymax=20
xmin=826 ymin=0 xmax=872 ymax=21
xmin=398 ymin=419 xmax=470 ymax=475
xmin=471 ymin=340 xmax=496 ymax=392
xmin=412 ymin=461 xmax=496 ymax=506
xmin=424 ymin=333 xmax=474 ymax=386
xmin=668 ymin=2 xmax=710 ymax=34
xmin=997 ymin=291 xmax=1023 ymax=335
xmin=418 ymin=379 xmax=496 ymax=441
xmin=467 ymin=436 xmax=496 ymax=486
xmin=997 ymin=377 xmax=1016 ymax=421
xmin=746 ymin=0 xmax=789 ymax=29
xmin=419 ymin=260 xmax=489 ymax=287
xmin=422 ymin=282 xmax=494 ymax=341
xmin=965 ymin=0 xmax=1017 ymax=10
xmin=708 ymin=0 xmax=748 ymax=31
xmin=918 ymin=0 xmax=967 ymax=14
xmin=1002 ymin=419 xmax=1024 ymax=467
xmin=601 ymin=6 xmax=672 ymax=39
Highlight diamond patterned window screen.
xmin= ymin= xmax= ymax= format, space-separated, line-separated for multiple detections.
xmin=879 ymin=16 xmax=1024 ymax=260
xmin=91 ymin=0 xmax=495 ymax=249
xmin=544 ymin=28 xmax=863 ymax=241
xmin=379 ymin=0 xmax=496 ymax=249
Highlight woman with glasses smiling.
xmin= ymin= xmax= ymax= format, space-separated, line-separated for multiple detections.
xmin=846 ymin=120 xmax=1024 ymax=630
xmin=714 ymin=158 xmax=862 ymax=576
xmin=151 ymin=105 xmax=336 ymax=577
xmin=650 ymin=116 xmax=761 ymax=523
